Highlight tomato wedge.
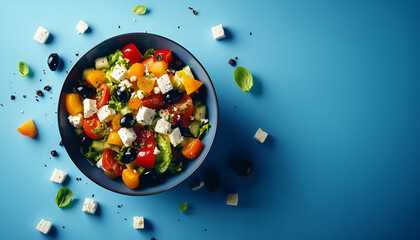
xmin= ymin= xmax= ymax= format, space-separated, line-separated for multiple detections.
xmin=102 ymin=149 xmax=126 ymax=176
xmin=166 ymin=94 xmax=194 ymax=125
xmin=122 ymin=43 xmax=143 ymax=65
xmin=82 ymin=114 xmax=105 ymax=140
xmin=154 ymin=49 xmax=173 ymax=63
xmin=141 ymin=94 xmax=165 ymax=109
xmin=95 ymin=83 xmax=110 ymax=109
xmin=136 ymin=147 xmax=156 ymax=168
xmin=181 ymin=138 xmax=204 ymax=160
xmin=137 ymin=130 xmax=156 ymax=148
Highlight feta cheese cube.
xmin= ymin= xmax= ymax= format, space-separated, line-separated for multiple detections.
xmin=154 ymin=119 xmax=172 ymax=135
xmin=253 ymin=128 xmax=268 ymax=143
xmin=211 ymin=24 xmax=225 ymax=40
xmin=153 ymin=86 xmax=161 ymax=94
xmin=156 ymin=74 xmax=173 ymax=94
xmin=118 ymin=127 xmax=137 ymax=147
xmin=76 ymin=20 xmax=89 ymax=34
xmin=136 ymin=106 xmax=156 ymax=126
xmin=133 ymin=216 xmax=144 ymax=229
xmin=50 ymin=168 xmax=67 ymax=184
xmin=169 ymin=127 xmax=184 ymax=147
xmin=83 ymin=98 xmax=98 ymax=118
xmin=96 ymin=158 xmax=105 ymax=171
xmin=36 ymin=219 xmax=52 ymax=234
xmin=226 ymin=193 xmax=238 ymax=206
xmin=33 ymin=26 xmax=50 ymax=44
xmin=97 ymin=105 xmax=115 ymax=123
xmin=110 ymin=64 xmax=127 ymax=82
xmin=82 ymin=198 xmax=98 ymax=215
xmin=158 ymin=109 xmax=170 ymax=121
xmin=68 ymin=113 xmax=83 ymax=128
xmin=95 ymin=56 xmax=109 ymax=70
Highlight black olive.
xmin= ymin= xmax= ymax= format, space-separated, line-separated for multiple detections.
xmin=163 ymin=89 xmax=183 ymax=104
xmin=75 ymin=85 xmax=95 ymax=98
xmin=140 ymin=169 xmax=162 ymax=187
xmin=120 ymin=148 xmax=137 ymax=164
xmin=48 ymin=53 xmax=60 ymax=71
xmin=115 ymin=87 xmax=130 ymax=103
xmin=180 ymin=127 xmax=194 ymax=138
xmin=120 ymin=113 xmax=136 ymax=128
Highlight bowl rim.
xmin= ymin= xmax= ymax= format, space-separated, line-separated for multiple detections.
xmin=57 ymin=32 xmax=219 ymax=196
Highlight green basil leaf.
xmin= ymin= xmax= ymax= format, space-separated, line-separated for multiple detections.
xmin=133 ymin=5 xmax=147 ymax=15
xmin=179 ymin=202 xmax=187 ymax=212
xmin=19 ymin=61 xmax=29 ymax=77
xmin=198 ymin=124 xmax=211 ymax=139
xmin=234 ymin=66 xmax=253 ymax=92
xmin=55 ymin=187 xmax=73 ymax=208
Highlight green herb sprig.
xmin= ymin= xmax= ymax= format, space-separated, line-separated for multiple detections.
xmin=56 ymin=187 xmax=73 ymax=208
xmin=19 ymin=61 xmax=29 ymax=77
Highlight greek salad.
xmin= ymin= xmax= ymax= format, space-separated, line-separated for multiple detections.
xmin=65 ymin=42 xmax=211 ymax=189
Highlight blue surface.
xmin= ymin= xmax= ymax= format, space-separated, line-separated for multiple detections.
xmin=1 ymin=0 xmax=420 ymax=239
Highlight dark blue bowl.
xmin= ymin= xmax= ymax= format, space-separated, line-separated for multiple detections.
xmin=58 ymin=33 xmax=218 ymax=195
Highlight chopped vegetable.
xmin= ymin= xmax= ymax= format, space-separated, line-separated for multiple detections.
xmin=55 ymin=187 xmax=73 ymax=208
xmin=19 ymin=61 xmax=29 ymax=77
xmin=17 ymin=119 xmax=38 ymax=138
xmin=234 ymin=66 xmax=253 ymax=92
xmin=179 ymin=202 xmax=188 ymax=212
xmin=133 ymin=5 xmax=147 ymax=15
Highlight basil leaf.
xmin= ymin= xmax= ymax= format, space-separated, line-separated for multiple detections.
xmin=133 ymin=5 xmax=147 ymax=15
xmin=143 ymin=49 xmax=155 ymax=59
xmin=179 ymin=202 xmax=187 ymax=212
xmin=198 ymin=124 xmax=211 ymax=139
xmin=55 ymin=187 xmax=73 ymax=208
xmin=234 ymin=66 xmax=253 ymax=92
xmin=19 ymin=61 xmax=29 ymax=77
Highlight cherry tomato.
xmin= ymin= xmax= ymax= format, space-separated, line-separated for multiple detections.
xmin=102 ymin=149 xmax=126 ymax=176
xmin=95 ymin=83 xmax=110 ymax=109
xmin=153 ymin=49 xmax=173 ymax=63
xmin=166 ymin=94 xmax=194 ymax=125
xmin=122 ymin=168 xmax=141 ymax=189
xmin=122 ymin=43 xmax=143 ymax=64
xmin=137 ymin=130 xmax=156 ymax=148
xmin=136 ymin=147 xmax=156 ymax=168
xmin=141 ymin=94 xmax=165 ymax=109
xmin=82 ymin=114 xmax=104 ymax=140
xmin=181 ymin=138 xmax=204 ymax=160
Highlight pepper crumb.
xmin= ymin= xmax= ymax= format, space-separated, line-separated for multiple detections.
xmin=92 ymin=194 xmax=94 ymax=197
xmin=36 ymin=90 xmax=43 ymax=96
xmin=151 ymin=238 xmax=157 ymax=240
xmin=178 ymin=26 xmax=180 ymax=29
xmin=50 ymin=150 xmax=58 ymax=157
xmin=193 ymin=10 xmax=198 ymax=15
xmin=10 ymin=95 xmax=15 ymax=100
xmin=228 ymin=59 xmax=236 ymax=66
xmin=117 ymin=25 xmax=120 ymax=28
xmin=62 ymin=226 xmax=65 ymax=229
xmin=250 ymin=32 xmax=252 ymax=35
xmin=23 ymin=95 xmax=26 ymax=98
xmin=124 ymin=218 xmax=127 ymax=220
xmin=117 ymin=205 xmax=121 ymax=208
xmin=44 ymin=164 xmax=47 ymax=167
xmin=36 ymin=99 xmax=39 ymax=102
xmin=234 ymin=56 xmax=238 ymax=60
xmin=75 ymin=52 xmax=79 ymax=57
xmin=44 ymin=85 xmax=51 ymax=91
xmin=188 ymin=7 xmax=193 ymax=10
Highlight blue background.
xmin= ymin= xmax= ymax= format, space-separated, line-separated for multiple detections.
xmin=1 ymin=0 xmax=420 ymax=239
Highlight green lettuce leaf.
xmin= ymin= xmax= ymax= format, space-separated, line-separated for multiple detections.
xmin=154 ymin=135 xmax=172 ymax=174
xmin=198 ymin=124 xmax=211 ymax=139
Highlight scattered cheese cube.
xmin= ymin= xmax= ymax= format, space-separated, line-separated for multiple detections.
xmin=154 ymin=119 xmax=172 ymax=135
xmin=83 ymin=98 xmax=98 ymax=118
xmin=97 ymin=105 xmax=115 ymax=123
xmin=169 ymin=127 xmax=184 ymax=147
xmin=156 ymin=74 xmax=173 ymax=94
xmin=82 ymin=198 xmax=98 ymax=215
xmin=36 ymin=219 xmax=52 ymax=234
xmin=33 ymin=26 xmax=50 ymax=44
xmin=95 ymin=56 xmax=109 ymax=70
xmin=136 ymin=106 xmax=156 ymax=126
xmin=50 ymin=168 xmax=67 ymax=184
xmin=76 ymin=20 xmax=89 ymax=34
xmin=96 ymin=158 xmax=105 ymax=171
xmin=253 ymin=128 xmax=268 ymax=143
xmin=133 ymin=216 xmax=144 ymax=229
xmin=68 ymin=113 xmax=83 ymax=128
xmin=226 ymin=193 xmax=238 ymax=206
xmin=110 ymin=64 xmax=127 ymax=82
xmin=118 ymin=127 xmax=137 ymax=147
xmin=211 ymin=24 xmax=225 ymax=40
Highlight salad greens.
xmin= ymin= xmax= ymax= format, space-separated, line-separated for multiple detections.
xmin=143 ymin=49 xmax=155 ymax=59
xmin=179 ymin=201 xmax=188 ymax=212
xmin=133 ymin=5 xmax=147 ymax=15
xmin=56 ymin=187 xmax=73 ymax=208
xmin=198 ymin=124 xmax=211 ymax=139
xmin=234 ymin=66 xmax=253 ymax=92
xmin=19 ymin=61 xmax=29 ymax=77
xmin=154 ymin=135 xmax=172 ymax=174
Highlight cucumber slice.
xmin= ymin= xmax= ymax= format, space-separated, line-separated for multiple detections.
xmin=189 ymin=121 xmax=201 ymax=137
xmin=82 ymin=68 xmax=94 ymax=81
xmin=91 ymin=141 xmax=120 ymax=152
xmin=182 ymin=65 xmax=194 ymax=79
xmin=95 ymin=56 xmax=109 ymax=69
xmin=193 ymin=105 xmax=206 ymax=121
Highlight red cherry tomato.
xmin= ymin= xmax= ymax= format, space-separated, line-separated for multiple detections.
xmin=136 ymin=147 xmax=156 ymax=168
xmin=142 ymin=94 xmax=165 ymax=109
xmin=153 ymin=49 xmax=173 ymax=63
xmin=122 ymin=43 xmax=143 ymax=64
xmin=137 ymin=130 xmax=156 ymax=148
xmin=95 ymin=83 xmax=110 ymax=109
xmin=102 ymin=149 xmax=126 ymax=176
xmin=166 ymin=94 xmax=194 ymax=125
xmin=82 ymin=114 xmax=104 ymax=140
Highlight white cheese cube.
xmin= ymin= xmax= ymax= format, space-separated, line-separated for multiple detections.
xmin=68 ymin=113 xmax=83 ymax=128
xmin=211 ymin=24 xmax=225 ymax=40
xmin=156 ymin=74 xmax=173 ymax=94
xmin=118 ymin=127 xmax=137 ymax=147
xmin=254 ymin=128 xmax=268 ymax=143
xmin=154 ymin=119 xmax=172 ymax=135
xmin=153 ymin=86 xmax=161 ymax=94
xmin=36 ymin=219 xmax=52 ymax=234
xmin=136 ymin=106 xmax=156 ymax=126
xmin=95 ymin=56 xmax=109 ymax=70
xmin=82 ymin=198 xmax=98 ymax=215
xmin=83 ymin=98 xmax=98 ymax=118
xmin=97 ymin=105 xmax=115 ymax=123
xmin=76 ymin=20 xmax=89 ymax=34
xmin=133 ymin=216 xmax=144 ymax=229
xmin=50 ymin=168 xmax=67 ymax=184
xmin=169 ymin=127 xmax=184 ymax=147
xmin=226 ymin=193 xmax=238 ymax=206
xmin=96 ymin=158 xmax=105 ymax=171
xmin=33 ymin=26 xmax=50 ymax=44
xmin=110 ymin=64 xmax=127 ymax=82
